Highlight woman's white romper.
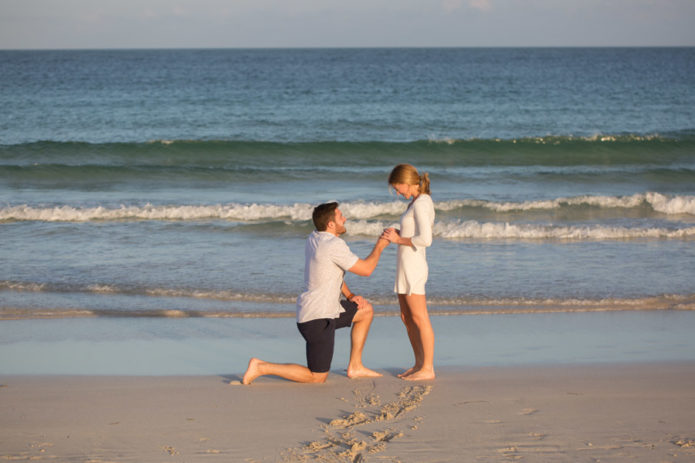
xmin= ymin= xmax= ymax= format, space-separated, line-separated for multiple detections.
xmin=394 ymin=194 xmax=435 ymax=295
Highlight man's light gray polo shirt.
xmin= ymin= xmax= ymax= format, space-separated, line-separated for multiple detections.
xmin=296 ymin=231 xmax=359 ymax=323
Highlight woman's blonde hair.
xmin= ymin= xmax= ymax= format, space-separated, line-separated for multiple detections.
xmin=388 ymin=164 xmax=430 ymax=195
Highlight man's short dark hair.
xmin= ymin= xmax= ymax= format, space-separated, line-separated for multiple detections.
xmin=312 ymin=202 xmax=339 ymax=231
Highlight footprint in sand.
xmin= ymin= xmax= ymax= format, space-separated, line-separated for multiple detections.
xmin=351 ymin=384 xmax=381 ymax=408
xmin=497 ymin=446 xmax=522 ymax=460
xmin=162 ymin=446 xmax=179 ymax=456
xmin=372 ymin=430 xmax=404 ymax=443
xmin=410 ymin=416 xmax=424 ymax=430
xmin=672 ymin=438 xmax=695 ymax=448
xmin=281 ymin=385 xmax=431 ymax=463
xmin=329 ymin=411 xmax=371 ymax=428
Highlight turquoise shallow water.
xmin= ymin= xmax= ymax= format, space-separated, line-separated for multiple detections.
xmin=1 ymin=311 xmax=694 ymax=375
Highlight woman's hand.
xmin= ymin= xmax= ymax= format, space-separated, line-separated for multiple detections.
xmin=381 ymin=227 xmax=401 ymax=244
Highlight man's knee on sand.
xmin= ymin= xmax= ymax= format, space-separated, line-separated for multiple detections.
xmin=309 ymin=371 xmax=329 ymax=383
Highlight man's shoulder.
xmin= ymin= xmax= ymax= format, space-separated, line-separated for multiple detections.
xmin=310 ymin=231 xmax=345 ymax=245
xmin=307 ymin=231 xmax=348 ymax=253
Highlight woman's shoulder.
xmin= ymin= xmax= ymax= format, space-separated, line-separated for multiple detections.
xmin=414 ymin=194 xmax=434 ymax=207
xmin=413 ymin=194 xmax=435 ymax=217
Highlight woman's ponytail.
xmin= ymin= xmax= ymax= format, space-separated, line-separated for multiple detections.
xmin=419 ymin=172 xmax=431 ymax=195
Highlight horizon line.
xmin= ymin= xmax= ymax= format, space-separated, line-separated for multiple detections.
xmin=2 ymin=45 xmax=695 ymax=52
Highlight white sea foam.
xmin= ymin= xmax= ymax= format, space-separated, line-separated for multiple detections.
xmin=0 ymin=203 xmax=315 ymax=222
xmin=645 ymin=192 xmax=695 ymax=215
xmin=439 ymin=193 xmax=695 ymax=214
xmin=0 ymin=280 xmax=295 ymax=304
xmin=2 ymin=193 xmax=694 ymax=224
xmin=343 ymin=219 xmax=695 ymax=241
xmin=0 ymin=201 xmax=406 ymax=223
xmin=424 ymin=134 xmax=665 ymax=145
xmin=434 ymin=220 xmax=695 ymax=240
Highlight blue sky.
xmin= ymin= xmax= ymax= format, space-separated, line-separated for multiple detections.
xmin=1 ymin=0 xmax=694 ymax=49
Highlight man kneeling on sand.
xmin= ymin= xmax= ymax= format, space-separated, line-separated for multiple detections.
xmin=242 ymin=202 xmax=389 ymax=384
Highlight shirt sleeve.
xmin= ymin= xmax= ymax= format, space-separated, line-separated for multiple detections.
xmin=410 ymin=196 xmax=434 ymax=249
xmin=331 ymin=238 xmax=359 ymax=271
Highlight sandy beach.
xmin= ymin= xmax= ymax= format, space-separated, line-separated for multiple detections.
xmin=2 ymin=362 xmax=694 ymax=462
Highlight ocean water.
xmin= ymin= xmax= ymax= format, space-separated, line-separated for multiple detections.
xmin=1 ymin=48 xmax=695 ymax=373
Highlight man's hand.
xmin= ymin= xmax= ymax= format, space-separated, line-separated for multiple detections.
xmin=381 ymin=227 xmax=400 ymax=244
xmin=350 ymin=294 xmax=368 ymax=309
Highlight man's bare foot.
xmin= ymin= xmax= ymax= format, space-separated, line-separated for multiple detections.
xmin=242 ymin=358 xmax=263 ymax=385
xmin=397 ymin=366 xmax=418 ymax=378
xmin=402 ymin=368 xmax=435 ymax=381
xmin=347 ymin=365 xmax=383 ymax=379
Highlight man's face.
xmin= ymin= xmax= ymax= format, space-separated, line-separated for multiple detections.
xmin=332 ymin=208 xmax=347 ymax=235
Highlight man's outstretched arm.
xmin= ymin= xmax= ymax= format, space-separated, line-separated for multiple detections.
xmin=348 ymin=237 xmax=389 ymax=277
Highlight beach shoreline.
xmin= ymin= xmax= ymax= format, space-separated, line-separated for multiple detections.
xmin=2 ymin=362 xmax=694 ymax=462
xmin=2 ymin=310 xmax=695 ymax=376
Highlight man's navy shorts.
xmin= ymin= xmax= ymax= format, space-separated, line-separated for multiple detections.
xmin=296 ymin=300 xmax=359 ymax=373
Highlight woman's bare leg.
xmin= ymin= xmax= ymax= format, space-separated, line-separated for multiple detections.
xmin=401 ymin=294 xmax=435 ymax=381
xmin=397 ymin=294 xmax=424 ymax=377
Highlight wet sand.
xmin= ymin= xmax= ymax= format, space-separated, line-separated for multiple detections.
xmin=2 ymin=362 xmax=694 ymax=462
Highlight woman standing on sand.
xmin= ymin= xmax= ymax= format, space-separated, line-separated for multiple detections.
xmin=381 ymin=164 xmax=436 ymax=381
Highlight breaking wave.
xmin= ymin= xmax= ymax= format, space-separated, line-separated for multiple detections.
xmin=3 ymin=193 xmax=694 ymax=241
xmin=2 ymin=193 xmax=695 ymax=223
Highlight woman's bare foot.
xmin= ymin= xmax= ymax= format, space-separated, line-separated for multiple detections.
xmin=242 ymin=358 xmax=263 ymax=385
xmin=347 ymin=365 xmax=383 ymax=379
xmin=397 ymin=366 xmax=418 ymax=378
xmin=402 ymin=368 xmax=435 ymax=381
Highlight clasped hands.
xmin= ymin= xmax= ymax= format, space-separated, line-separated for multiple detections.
xmin=380 ymin=227 xmax=400 ymax=244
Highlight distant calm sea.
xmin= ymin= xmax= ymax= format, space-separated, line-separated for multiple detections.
xmin=2 ymin=48 xmax=695 ymax=320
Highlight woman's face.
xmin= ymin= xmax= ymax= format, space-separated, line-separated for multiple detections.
xmin=392 ymin=183 xmax=416 ymax=199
